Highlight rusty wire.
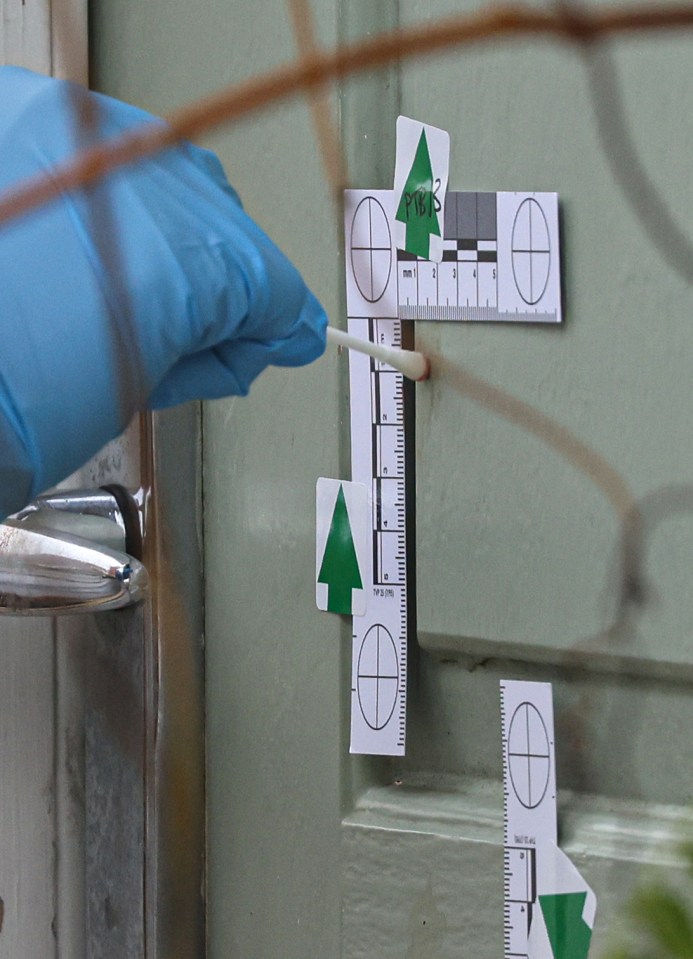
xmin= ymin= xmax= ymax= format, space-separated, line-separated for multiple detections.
xmin=0 ymin=3 xmax=693 ymax=225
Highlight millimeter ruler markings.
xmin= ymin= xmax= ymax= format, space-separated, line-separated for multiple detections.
xmin=347 ymin=315 xmax=408 ymax=755
xmin=500 ymin=680 xmax=557 ymax=959
xmin=345 ymin=188 xmax=413 ymax=755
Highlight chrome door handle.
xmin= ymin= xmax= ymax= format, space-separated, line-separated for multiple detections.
xmin=0 ymin=487 xmax=148 ymax=615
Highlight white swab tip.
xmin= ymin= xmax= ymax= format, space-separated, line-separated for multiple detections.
xmin=414 ymin=355 xmax=431 ymax=382
xmin=396 ymin=350 xmax=430 ymax=382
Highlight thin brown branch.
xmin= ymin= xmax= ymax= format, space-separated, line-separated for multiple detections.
xmin=286 ymin=0 xmax=348 ymax=197
xmin=585 ymin=43 xmax=693 ymax=281
xmin=1 ymin=3 xmax=693 ymax=226
xmin=431 ymin=353 xmax=636 ymax=521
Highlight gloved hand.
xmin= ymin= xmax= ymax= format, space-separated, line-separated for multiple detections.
xmin=0 ymin=66 xmax=326 ymax=517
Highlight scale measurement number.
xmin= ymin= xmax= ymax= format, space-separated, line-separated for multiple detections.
xmin=399 ymin=258 xmax=498 ymax=313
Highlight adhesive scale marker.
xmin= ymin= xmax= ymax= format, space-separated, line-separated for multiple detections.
xmin=346 ymin=189 xmax=561 ymax=324
xmin=500 ymin=681 xmax=596 ymax=959
xmin=343 ymin=181 xmax=561 ymax=755
xmin=501 ymin=680 xmax=557 ymax=959
xmin=345 ymin=189 xmax=409 ymax=755
xmin=393 ymin=116 xmax=450 ymax=263
xmin=316 ymin=478 xmax=368 ymax=616
xmin=346 ymin=315 xmax=408 ymax=755
xmin=398 ymin=191 xmax=561 ymax=322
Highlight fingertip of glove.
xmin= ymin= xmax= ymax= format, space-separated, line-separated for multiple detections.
xmin=270 ymin=292 xmax=327 ymax=368
xmin=180 ymin=141 xmax=244 ymax=210
xmin=302 ymin=290 xmax=328 ymax=360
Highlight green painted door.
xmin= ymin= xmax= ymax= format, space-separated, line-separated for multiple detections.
xmin=92 ymin=1 xmax=693 ymax=955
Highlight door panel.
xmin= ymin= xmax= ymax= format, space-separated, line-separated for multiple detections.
xmin=92 ymin=1 xmax=693 ymax=956
xmin=412 ymin=28 xmax=693 ymax=673
xmin=205 ymin=1 xmax=693 ymax=955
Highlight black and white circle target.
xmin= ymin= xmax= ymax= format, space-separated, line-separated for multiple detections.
xmin=350 ymin=196 xmax=393 ymax=303
xmin=507 ymin=701 xmax=551 ymax=809
xmin=357 ymin=623 xmax=399 ymax=730
xmin=511 ymin=197 xmax=551 ymax=306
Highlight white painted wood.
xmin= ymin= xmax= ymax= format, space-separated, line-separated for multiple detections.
xmin=1 ymin=0 xmax=50 ymax=72
xmin=0 ymin=623 xmax=57 ymax=957
xmin=0 ymin=5 xmax=88 ymax=957
xmin=0 ymin=6 xmax=57 ymax=955
xmin=51 ymin=0 xmax=88 ymax=84
xmin=1 ymin=0 xmax=86 ymax=81
xmin=55 ymin=623 xmax=86 ymax=959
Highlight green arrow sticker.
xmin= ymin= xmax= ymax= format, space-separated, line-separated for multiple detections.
xmin=525 ymin=841 xmax=596 ymax=959
xmin=395 ymin=130 xmax=441 ymax=260
xmin=316 ymin=479 xmax=367 ymax=616
xmin=539 ymin=892 xmax=593 ymax=959
xmin=393 ymin=116 xmax=450 ymax=263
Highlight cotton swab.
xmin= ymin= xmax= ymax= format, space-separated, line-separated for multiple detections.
xmin=326 ymin=326 xmax=430 ymax=381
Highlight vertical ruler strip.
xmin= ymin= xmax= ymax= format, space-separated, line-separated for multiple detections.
xmin=345 ymin=188 xmax=409 ymax=756
xmin=347 ymin=316 xmax=408 ymax=755
xmin=501 ymin=680 xmax=557 ymax=959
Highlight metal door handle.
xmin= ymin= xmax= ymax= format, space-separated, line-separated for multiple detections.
xmin=0 ymin=487 xmax=148 ymax=615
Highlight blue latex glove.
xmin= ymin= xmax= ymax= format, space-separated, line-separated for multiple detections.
xmin=0 ymin=66 xmax=326 ymax=517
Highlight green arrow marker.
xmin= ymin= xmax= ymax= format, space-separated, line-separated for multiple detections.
xmin=318 ymin=484 xmax=363 ymax=614
xmin=395 ymin=129 xmax=441 ymax=259
xmin=539 ymin=892 xmax=593 ymax=959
